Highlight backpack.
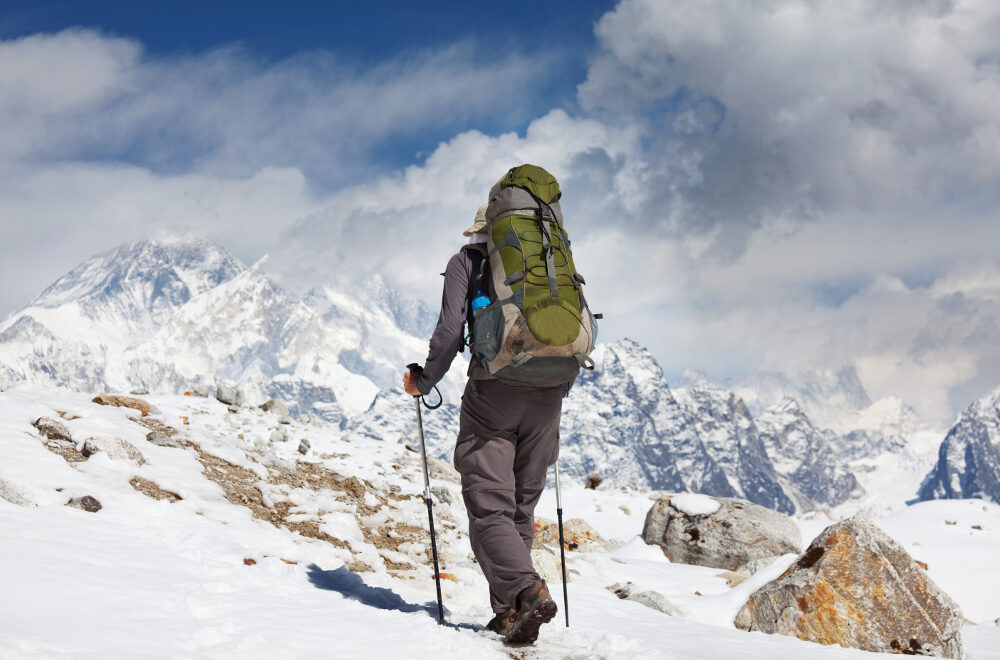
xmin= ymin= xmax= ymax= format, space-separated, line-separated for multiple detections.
xmin=468 ymin=164 xmax=598 ymax=387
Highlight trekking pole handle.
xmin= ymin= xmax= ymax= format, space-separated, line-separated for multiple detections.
xmin=406 ymin=363 xmax=442 ymax=409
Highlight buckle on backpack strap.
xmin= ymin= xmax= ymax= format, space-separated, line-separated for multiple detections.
xmin=510 ymin=352 xmax=534 ymax=367
xmin=575 ymin=354 xmax=595 ymax=370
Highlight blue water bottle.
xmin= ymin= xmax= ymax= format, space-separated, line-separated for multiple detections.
xmin=471 ymin=289 xmax=490 ymax=315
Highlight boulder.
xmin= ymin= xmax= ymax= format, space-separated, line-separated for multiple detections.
xmin=535 ymin=517 xmax=608 ymax=552
xmin=0 ymin=478 xmax=35 ymax=506
xmin=260 ymin=398 xmax=290 ymax=418
xmin=66 ymin=495 xmax=102 ymax=512
xmin=297 ymin=439 xmax=310 ymax=455
xmin=33 ymin=417 xmax=72 ymax=443
xmin=642 ymin=495 xmax=801 ymax=571
xmin=92 ymin=394 xmax=155 ymax=416
xmin=216 ymin=383 xmax=243 ymax=406
xmin=735 ymin=514 xmax=963 ymax=658
xmin=80 ymin=436 xmax=146 ymax=466
xmin=269 ymin=429 xmax=287 ymax=443
xmin=192 ymin=385 xmax=212 ymax=397
xmin=608 ymin=582 xmax=682 ymax=616
xmin=530 ymin=543 xmax=571 ymax=585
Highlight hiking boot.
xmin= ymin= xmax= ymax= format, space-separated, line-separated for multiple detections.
xmin=503 ymin=579 xmax=558 ymax=645
xmin=486 ymin=608 xmax=516 ymax=635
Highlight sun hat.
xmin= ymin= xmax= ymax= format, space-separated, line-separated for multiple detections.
xmin=462 ymin=203 xmax=488 ymax=237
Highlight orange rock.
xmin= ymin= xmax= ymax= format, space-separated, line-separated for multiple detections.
xmin=92 ymin=394 xmax=152 ymax=416
xmin=435 ymin=572 xmax=458 ymax=583
xmin=243 ymin=558 xmax=257 ymax=566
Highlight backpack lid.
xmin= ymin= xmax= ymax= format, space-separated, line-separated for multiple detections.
xmin=497 ymin=164 xmax=561 ymax=205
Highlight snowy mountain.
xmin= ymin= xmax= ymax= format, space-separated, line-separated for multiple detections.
xmin=0 ymin=236 xmax=450 ymax=423
xmin=919 ymin=386 xmax=1000 ymax=505
xmin=0 ymin=236 xmax=951 ymax=517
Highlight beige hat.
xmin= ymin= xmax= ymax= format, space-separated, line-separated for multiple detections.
xmin=462 ymin=203 xmax=488 ymax=237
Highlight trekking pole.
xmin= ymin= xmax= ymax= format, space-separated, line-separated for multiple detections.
xmin=555 ymin=461 xmax=569 ymax=627
xmin=406 ymin=364 xmax=445 ymax=625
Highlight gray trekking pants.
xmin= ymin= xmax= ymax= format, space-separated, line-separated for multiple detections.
xmin=453 ymin=378 xmax=563 ymax=614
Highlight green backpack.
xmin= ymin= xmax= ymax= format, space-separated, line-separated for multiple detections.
xmin=470 ymin=164 xmax=598 ymax=387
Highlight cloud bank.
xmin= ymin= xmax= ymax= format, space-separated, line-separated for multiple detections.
xmin=2 ymin=1 xmax=999 ymax=420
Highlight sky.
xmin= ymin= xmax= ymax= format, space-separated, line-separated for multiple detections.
xmin=1 ymin=0 xmax=999 ymax=421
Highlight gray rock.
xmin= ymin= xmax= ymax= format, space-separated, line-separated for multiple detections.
xmin=607 ymin=582 xmax=682 ymax=616
xmin=227 ymin=404 xmax=240 ymax=414
xmin=192 ymin=385 xmax=212 ymax=397
xmin=0 ymin=478 xmax=35 ymax=506
xmin=735 ymin=514 xmax=964 ymax=658
xmin=80 ymin=436 xmax=146 ymax=466
xmin=431 ymin=485 xmax=454 ymax=505
xmin=643 ymin=495 xmax=801 ymax=570
xmin=297 ymin=439 xmax=310 ymax=455
xmin=278 ymin=414 xmax=293 ymax=425
xmin=66 ymin=495 xmax=102 ymax=512
xmin=269 ymin=429 xmax=287 ymax=443
xmin=146 ymin=431 xmax=181 ymax=448
xmin=130 ymin=387 xmax=150 ymax=395
xmin=33 ymin=417 xmax=72 ymax=443
xmin=261 ymin=398 xmax=290 ymax=418
xmin=531 ymin=543 xmax=570 ymax=585
xmin=216 ymin=383 xmax=243 ymax=406
xmin=736 ymin=555 xmax=781 ymax=576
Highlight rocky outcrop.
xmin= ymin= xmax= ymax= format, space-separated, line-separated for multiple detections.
xmin=92 ymin=394 xmax=155 ymax=416
xmin=643 ymin=495 xmax=801 ymax=570
xmin=33 ymin=417 xmax=73 ymax=443
xmin=919 ymin=387 xmax=1000 ymax=505
xmin=535 ymin=517 xmax=608 ymax=552
xmin=735 ymin=515 xmax=963 ymax=658
xmin=81 ymin=436 xmax=146 ymax=466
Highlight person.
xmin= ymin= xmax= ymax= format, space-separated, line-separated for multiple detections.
xmin=403 ymin=202 xmax=569 ymax=644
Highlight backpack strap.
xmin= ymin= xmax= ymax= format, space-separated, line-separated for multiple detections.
xmin=460 ymin=243 xmax=489 ymax=332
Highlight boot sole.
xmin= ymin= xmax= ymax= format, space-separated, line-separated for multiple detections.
xmin=503 ymin=596 xmax=558 ymax=645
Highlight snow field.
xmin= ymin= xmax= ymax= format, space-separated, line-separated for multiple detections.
xmin=2 ymin=383 xmax=999 ymax=659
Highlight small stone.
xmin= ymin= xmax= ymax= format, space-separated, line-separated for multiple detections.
xmin=945 ymin=520 xmax=957 ymax=525
xmin=431 ymin=485 xmax=454 ymax=505
xmin=972 ymin=524 xmax=983 ymax=530
xmin=243 ymin=558 xmax=257 ymax=566
xmin=146 ymin=431 xmax=181 ymax=448
xmin=269 ymin=429 xmax=287 ymax=443
xmin=192 ymin=385 xmax=212 ymax=397
xmin=717 ymin=570 xmax=751 ymax=587
xmin=33 ymin=417 xmax=72 ymax=443
xmin=260 ymin=398 xmax=290 ymax=418
xmin=80 ymin=436 xmax=146 ymax=466
xmin=129 ymin=387 xmax=150 ymax=395
xmin=278 ymin=415 xmax=293 ymax=425
xmin=67 ymin=495 xmax=102 ymax=512
xmin=585 ymin=473 xmax=603 ymax=489
xmin=297 ymin=439 xmax=310 ymax=455
xmin=0 ymin=478 xmax=35 ymax=507
xmin=216 ymin=383 xmax=243 ymax=406
xmin=227 ymin=404 xmax=240 ymax=414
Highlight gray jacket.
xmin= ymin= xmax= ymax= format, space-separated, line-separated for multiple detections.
xmin=417 ymin=244 xmax=576 ymax=397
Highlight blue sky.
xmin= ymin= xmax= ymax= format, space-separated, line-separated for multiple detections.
xmin=0 ymin=0 xmax=613 ymax=178
xmin=1 ymin=1 xmax=999 ymax=420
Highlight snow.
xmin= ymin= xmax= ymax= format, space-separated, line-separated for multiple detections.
xmin=3 ymin=383 xmax=1000 ymax=659
xmin=669 ymin=493 xmax=721 ymax=516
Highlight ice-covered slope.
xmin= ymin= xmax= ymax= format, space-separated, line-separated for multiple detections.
xmin=919 ymin=386 xmax=1000 ymax=505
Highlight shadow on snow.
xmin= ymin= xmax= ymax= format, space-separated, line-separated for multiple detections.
xmin=306 ymin=563 xmax=483 ymax=632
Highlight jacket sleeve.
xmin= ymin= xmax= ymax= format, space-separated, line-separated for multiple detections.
xmin=417 ymin=251 xmax=470 ymax=395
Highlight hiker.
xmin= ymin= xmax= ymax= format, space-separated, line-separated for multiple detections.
xmin=403 ymin=165 xmax=597 ymax=644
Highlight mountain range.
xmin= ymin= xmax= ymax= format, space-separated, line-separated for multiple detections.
xmin=2 ymin=236 xmax=999 ymax=516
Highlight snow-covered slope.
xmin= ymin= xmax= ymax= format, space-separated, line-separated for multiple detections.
xmin=919 ymin=386 xmax=1000 ymax=505
xmin=3 ymin=383 xmax=1000 ymax=659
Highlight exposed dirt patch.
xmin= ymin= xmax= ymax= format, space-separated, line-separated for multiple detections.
xmin=132 ymin=417 xmax=180 ymax=437
xmin=129 ymin=476 xmax=182 ymax=503
xmin=40 ymin=439 xmax=88 ymax=464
